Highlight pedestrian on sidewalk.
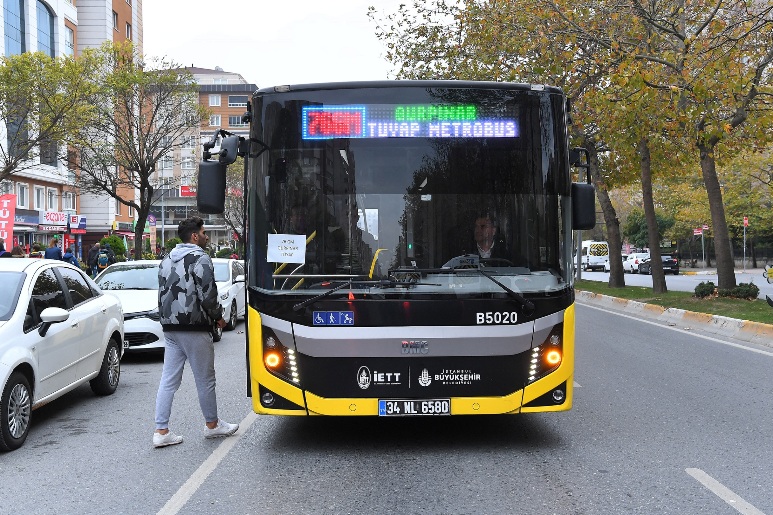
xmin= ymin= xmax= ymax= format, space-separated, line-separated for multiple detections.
xmin=153 ymin=216 xmax=238 ymax=448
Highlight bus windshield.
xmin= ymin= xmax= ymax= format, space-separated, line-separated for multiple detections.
xmin=250 ymin=85 xmax=573 ymax=296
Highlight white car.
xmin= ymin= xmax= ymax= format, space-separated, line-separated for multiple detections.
xmin=0 ymin=258 xmax=124 ymax=451
xmin=212 ymin=258 xmax=246 ymax=336
xmin=95 ymin=260 xmax=165 ymax=351
xmin=604 ymin=253 xmax=628 ymax=272
xmin=623 ymin=252 xmax=650 ymax=273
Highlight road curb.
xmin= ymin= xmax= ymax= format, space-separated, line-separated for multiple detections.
xmin=576 ymin=290 xmax=773 ymax=348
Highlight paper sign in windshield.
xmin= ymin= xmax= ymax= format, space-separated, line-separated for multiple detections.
xmin=267 ymin=234 xmax=306 ymax=264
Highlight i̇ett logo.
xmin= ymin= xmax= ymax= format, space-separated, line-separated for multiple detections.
xmin=357 ymin=366 xmax=371 ymax=390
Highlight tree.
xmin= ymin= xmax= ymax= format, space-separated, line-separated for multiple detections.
xmin=372 ymin=0 xmax=773 ymax=290
xmin=74 ymin=41 xmax=207 ymax=259
xmin=623 ymin=208 xmax=674 ymax=250
xmin=0 ymin=52 xmax=97 ymax=181
xmin=224 ymin=156 xmax=245 ymax=253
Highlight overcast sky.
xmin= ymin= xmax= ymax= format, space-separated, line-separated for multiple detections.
xmin=142 ymin=1 xmax=403 ymax=87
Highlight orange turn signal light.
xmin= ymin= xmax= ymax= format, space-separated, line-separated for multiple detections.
xmin=265 ymin=352 xmax=281 ymax=369
xmin=545 ymin=350 xmax=562 ymax=366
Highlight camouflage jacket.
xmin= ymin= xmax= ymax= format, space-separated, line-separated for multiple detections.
xmin=158 ymin=244 xmax=223 ymax=331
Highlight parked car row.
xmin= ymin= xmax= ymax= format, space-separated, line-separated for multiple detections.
xmin=0 ymin=257 xmax=246 ymax=451
xmin=600 ymin=252 xmax=680 ymax=275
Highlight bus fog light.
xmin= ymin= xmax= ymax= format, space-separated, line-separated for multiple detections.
xmin=261 ymin=392 xmax=275 ymax=406
xmin=552 ymin=389 xmax=565 ymax=403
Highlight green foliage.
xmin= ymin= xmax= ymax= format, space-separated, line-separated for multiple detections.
xmin=216 ymin=248 xmax=235 ymax=258
xmin=165 ymin=238 xmax=181 ymax=251
xmin=0 ymin=51 xmax=98 ymax=180
xmin=717 ymin=283 xmax=760 ymax=300
xmin=99 ymin=235 xmax=126 ymax=257
xmin=694 ymin=281 xmax=716 ymax=298
xmin=623 ymin=209 xmax=675 ymax=248
xmin=142 ymin=252 xmax=157 ymax=260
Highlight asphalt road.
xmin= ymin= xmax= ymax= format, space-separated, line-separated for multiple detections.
xmin=3 ymin=310 xmax=772 ymax=514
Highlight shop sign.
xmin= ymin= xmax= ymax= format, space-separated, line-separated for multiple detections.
xmin=0 ymin=194 xmax=16 ymax=241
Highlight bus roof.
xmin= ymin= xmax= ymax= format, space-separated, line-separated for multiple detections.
xmin=256 ymin=80 xmax=565 ymax=95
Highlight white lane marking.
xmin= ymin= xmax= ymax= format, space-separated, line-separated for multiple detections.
xmin=578 ymin=303 xmax=773 ymax=358
xmin=157 ymin=411 xmax=259 ymax=515
xmin=573 ymin=381 xmax=581 ymax=388
xmin=686 ymin=468 xmax=766 ymax=515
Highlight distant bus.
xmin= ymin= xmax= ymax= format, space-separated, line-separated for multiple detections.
xmin=198 ymin=80 xmax=595 ymax=417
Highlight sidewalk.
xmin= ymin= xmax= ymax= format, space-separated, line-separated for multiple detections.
xmin=576 ymin=289 xmax=773 ymax=349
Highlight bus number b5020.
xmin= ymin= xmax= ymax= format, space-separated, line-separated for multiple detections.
xmin=476 ymin=311 xmax=518 ymax=324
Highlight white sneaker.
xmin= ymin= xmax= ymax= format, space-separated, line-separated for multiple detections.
xmin=204 ymin=419 xmax=239 ymax=439
xmin=153 ymin=430 xmax=183 ymax=448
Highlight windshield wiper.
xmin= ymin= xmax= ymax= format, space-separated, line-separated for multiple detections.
xmin=478 ymin=270 xmax=535 ymax=315
xmin=293 ymin=280 xmax=352 ymax=312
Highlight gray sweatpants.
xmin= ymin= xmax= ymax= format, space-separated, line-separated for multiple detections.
xmin=155 ymin=330 xmax=218 ymax=430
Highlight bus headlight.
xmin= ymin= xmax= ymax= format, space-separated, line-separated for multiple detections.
xmin=262 ymin=328 xmax=300 ymax=385
xmin=527 ymin=323 xmax=563 ymax=384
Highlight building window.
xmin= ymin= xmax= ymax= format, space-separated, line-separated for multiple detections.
xmin=65 ymin=26 xmax=74 ymax=56
xmin=115 ymin=197 xmax=121 ymax=215
xmin=0 ymin=181 xmax=12 ymax=195
xmin=213 ymin=78 xmax=227 ymax=85
xmin=181 ymin=135 xmax=196 ymax=148
xmin=47 ymin=188 xmax=58 ymax=210
xmin=209 ymin=94 xmax=221 ymax=107
xmin=36 ymin=1 xmax=54 ymax=57
xmin=181 ymin=157 xmax=194 ymax=169
xmin=34 ymin=186 xmax=45 ymax=210
xmin=63 ymin=192 xmax=75 ymax=211
xmin=16 ymin=183 xmax=28 ymax=208
xmin=209 ymin=114 xmax=221 ymax=127
xmin=228 ymin=115 xmax=247 ymax=127
xmin=112 ymin=11 xmax=118 ymax=30
xmin=128 ymin=205 xmax=133 ymax=217
xmin=228 ymin=95 xmax=248 ymax=108
xmin=3 ymin=0 xmax=26 ymax=56
xmin=126 ymin=23 xmax=131 ymax=39
xmin=159 ymin=155 xmax=173 ymax=170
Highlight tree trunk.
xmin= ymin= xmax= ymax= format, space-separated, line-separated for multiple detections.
xmin=585 ymin=137 xmax=625 ymax=288
xmin=698 ymin=145 xmax=736 ymax=289
xmin=638 ymin=138 xmax=667 ymax=293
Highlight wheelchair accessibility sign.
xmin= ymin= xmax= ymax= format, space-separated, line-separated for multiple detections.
xmin=313 ymin=311 xmax=354 ymax=326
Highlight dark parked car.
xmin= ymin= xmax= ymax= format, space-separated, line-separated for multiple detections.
xmin=639 ymin=255 xmax=679 ymax=275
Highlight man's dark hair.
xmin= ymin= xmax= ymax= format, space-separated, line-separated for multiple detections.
xmin=179 ymin=216 xmax=205 ymax=243
xmin=474 ymin=210 xmax=498 ymax=227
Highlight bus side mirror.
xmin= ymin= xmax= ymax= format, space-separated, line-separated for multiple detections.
xmin=572 ymin=182 xmax=596 ymax=230
xmin=197 ymin=160 xmax=227 ymax=214
xmin=219 ymin=135 xmax=240 ymax=166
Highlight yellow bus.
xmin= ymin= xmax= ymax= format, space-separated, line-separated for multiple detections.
xmin=198 ymin=81 xmax=595 ymax=417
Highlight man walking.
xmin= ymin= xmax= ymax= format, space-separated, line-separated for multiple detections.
xmin=153 ymin=217 xmax=237 ymax=448
xmin=87 ymin=242 xmax=101 ymax=277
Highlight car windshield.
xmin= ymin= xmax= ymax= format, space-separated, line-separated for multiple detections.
xmin=214 ymin=262 xmax=230 ymax=283
xmin=0 ymin=272 xmax=24 ymax=320
xmin=96 ymin=265 xmax=159 ymax=290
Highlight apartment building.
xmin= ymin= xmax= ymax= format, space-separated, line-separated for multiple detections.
xmin=0 ymin=0 xmax=142 ymax=258
xmin=148 ymin=66 xmax=257 ymax=249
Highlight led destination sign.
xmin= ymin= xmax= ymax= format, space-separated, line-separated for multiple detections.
xmin=302 ymin=104 xmax=519 ymax=140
